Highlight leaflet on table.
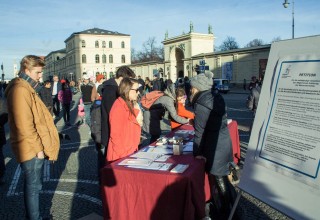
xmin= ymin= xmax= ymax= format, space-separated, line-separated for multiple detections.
xmin=118 ymin=158 xmax=152 ymax=166
xmin=128 ymin=162 xmax=173 ymax=171
xmin=183 ymin=142 xmax=193 ymax=152
xmin=141 ymin=146 xmax=173 ymax=155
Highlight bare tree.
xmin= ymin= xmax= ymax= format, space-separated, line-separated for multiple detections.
xmin=245 ymin=39 xmax=265 ymax=48
xmin=218 ymin=36 xmax=239 ymax=51
xmin=133 ymin=37 xmax=164 ymax=63
xmin=271 ymin=36 xmax=282 ymax=43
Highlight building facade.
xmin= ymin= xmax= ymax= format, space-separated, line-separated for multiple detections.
xmin=44 ymin=28 xmax=131 ymax=81
xmin=130 ymin=24 xmax=270 ymax=86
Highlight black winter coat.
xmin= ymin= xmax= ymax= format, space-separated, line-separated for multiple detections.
xmin=192 ymin=89 xmax=233 ymax=176
xmin=101 ymin=78 xmax=119 ymax=147
xmin=39 ymin=87 xmax=53 ymax=107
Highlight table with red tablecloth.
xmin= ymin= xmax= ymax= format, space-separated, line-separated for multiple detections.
xmin=100 ymin=120 xmax=240 ymax=220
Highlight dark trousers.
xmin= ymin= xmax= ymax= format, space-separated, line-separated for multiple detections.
xmin=62 ymin=103 xmax=71 ymax=123
xmin=21 ymin=157 xmax=44 ymax=220
xmin=96 ymin=143 xmax=105 ymax=183
xmin=52 ymin=95 xmax=60 ymax=116
xmin=0 ymin=145 xmax=5 ymax=179
xmin=208 ymin=174 xmax=236 ymax=218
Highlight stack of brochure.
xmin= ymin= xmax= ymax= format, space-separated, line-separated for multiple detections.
xmin=117 ymin=151 xmax=173 ymax=171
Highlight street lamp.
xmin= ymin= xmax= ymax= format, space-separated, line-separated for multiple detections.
xmin=69 ymin=72 xmax=73 ymax=82
xmin=283 ymin=0 xmax=294 ymax=39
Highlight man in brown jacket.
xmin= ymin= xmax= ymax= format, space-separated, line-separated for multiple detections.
xmin=5 ymin=55 xmax=60 ymax=220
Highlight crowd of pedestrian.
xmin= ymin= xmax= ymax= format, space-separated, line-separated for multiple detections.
xmin=0 ymin=54 xmax=236 ymax=219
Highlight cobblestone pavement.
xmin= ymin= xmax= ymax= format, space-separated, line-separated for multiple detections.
xmin=0 ymin=89 xmax=292 ymax=220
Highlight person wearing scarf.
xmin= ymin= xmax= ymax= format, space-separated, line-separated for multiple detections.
xmin=5 ymin=55 xmax=60 ymax=220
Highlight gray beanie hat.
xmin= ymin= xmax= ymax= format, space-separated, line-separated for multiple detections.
xmin=190 ymin=71 xmax=214 ymax=91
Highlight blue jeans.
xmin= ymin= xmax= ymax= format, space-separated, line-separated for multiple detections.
xmin=21 ymin=157 xmax=44 ymax=220
xmin=83 ymin=104 xmax=92 ymax=127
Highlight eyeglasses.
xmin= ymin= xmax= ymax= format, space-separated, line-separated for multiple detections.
xmin=130 ymin=88 xmax=140 ymax=93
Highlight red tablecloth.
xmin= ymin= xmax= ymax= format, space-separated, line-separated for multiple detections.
xmin=101 ymin=121 xmax=240 ymax=220
xmin=101 ymin=155 xmax=207 ymax=220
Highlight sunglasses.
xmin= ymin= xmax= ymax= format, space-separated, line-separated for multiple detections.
xmin=130 ymin=88 xmax=140 ymax=93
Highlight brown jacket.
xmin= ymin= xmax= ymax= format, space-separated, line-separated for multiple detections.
xmin=5 ymin=78 xmax=60 ymax=163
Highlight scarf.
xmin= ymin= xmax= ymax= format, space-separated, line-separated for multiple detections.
xmin=18 ymin=72 xmax=43 ymax=94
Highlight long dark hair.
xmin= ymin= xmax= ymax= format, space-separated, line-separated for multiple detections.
xmin=119 ymin=77 xmax=139 ymax=116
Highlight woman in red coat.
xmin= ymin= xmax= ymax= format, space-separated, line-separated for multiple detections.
xmin=107 ymin=78 xmax=141 ymax=162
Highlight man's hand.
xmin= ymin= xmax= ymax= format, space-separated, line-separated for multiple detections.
xmin=36 ymin=151 xmax=45 ymax=159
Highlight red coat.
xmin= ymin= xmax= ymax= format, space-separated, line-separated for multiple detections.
xmin=107 ymin=97 xmax=141 ymax=162
xmin=170 ymin=102 xmax=194 ymax=129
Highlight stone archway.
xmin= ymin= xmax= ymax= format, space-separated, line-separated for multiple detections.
xmin=175 ymin=48 xmax=184 ymax=78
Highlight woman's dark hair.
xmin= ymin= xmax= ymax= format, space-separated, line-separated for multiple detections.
xmin=119 ymin=77 xmax=139 ymax=116
xmin=115 ymin=66 xmax=136 ymax=79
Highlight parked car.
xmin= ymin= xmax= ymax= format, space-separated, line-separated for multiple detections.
xmin=213 ymin=78 xmax=230 ymax=93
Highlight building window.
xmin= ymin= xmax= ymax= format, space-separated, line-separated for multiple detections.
xmin=95 ymin=54 xmax=100 ymax=63
xmin=102 ymin=41 xmax=106 ymax=48
xmin=82 ymin=54 xmax=87 ymax=63
xmin=95 ymin=41 xmax=99 ymax=48
xmin=121 ymin=41 xmax=125 ymax=48
xmin=121 ymin=55 xmax=125 ymax=63
xmin=109 ymin=41 xmax=113 ymax=48
xmin=82 ymin=40 xmax=86 ymax=48
xmin=102 ymin=54 xmax=106 ymax=63
xmin=109 ymin=54 xmax=113 ymax=63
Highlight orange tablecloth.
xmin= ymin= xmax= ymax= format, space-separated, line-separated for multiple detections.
xmin=101 ymin=121 xmax=240 ymax=220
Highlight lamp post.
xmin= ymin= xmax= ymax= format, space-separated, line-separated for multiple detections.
xmin=69 ymin=72 xmax=73 ymax=82
xmin=283 ymin=0 xmax=294 ymax=39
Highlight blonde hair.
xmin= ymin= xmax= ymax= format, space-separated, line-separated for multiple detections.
xmin=19 ymin=55 xmax=45 ymax=74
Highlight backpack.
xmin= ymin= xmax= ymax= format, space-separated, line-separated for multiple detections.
xmin=140 ymin=91 xmax=164 ymax=110
xmin=90 ymin=99 xmax=102 ymax=144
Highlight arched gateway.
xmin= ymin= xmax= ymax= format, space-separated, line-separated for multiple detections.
xmin=163 ymin=24 xmax=214 ymax=81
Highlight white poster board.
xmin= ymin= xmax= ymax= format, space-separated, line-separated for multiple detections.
xmin=239 ymin=35 xmax=320 ymax=220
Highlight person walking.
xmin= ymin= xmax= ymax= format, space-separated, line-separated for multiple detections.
xmin=190 ymin=71 xmax=235 ymax=219
xmin=80 ymin=74 xmax=96 ymax=127
xmin=5 ymin=55 xmax=60 ymax=220
xmin=106 ymin=78 xmax=141 ymax=162
xmin=58 ymin=82 xmax=73 ymax=126
xmin=51 ymin=75 xmax=62 ymax=118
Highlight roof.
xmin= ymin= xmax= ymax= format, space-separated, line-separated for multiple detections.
xmin=65 ymin=28 xmax=130 ymax=42
xmin=192 ymin=44 xmax=271 ymax=58
xmin=45 ymin=49 xmax=66 ymax=58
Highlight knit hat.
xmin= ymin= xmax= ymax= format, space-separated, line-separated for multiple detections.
xmin=190 ymin=71 xmax=214 ymax=91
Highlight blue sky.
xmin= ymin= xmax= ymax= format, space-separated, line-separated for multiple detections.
xmin=0 ymin=0 xmax=319 ymax=79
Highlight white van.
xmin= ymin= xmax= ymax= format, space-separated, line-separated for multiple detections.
xmin=213 ymin=79 xmax=230 ymax=93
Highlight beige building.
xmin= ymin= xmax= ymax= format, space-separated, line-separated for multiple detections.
xmin=44 ymin=28 xmax=131 ymax=81
xmin=130 ymin=24 xmax=270 ymax=85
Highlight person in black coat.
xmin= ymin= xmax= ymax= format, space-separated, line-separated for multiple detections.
xmin=39 ymin=80 xmax=53 ymax=116
xmin=99 ymin=66 xmax=135 ymax=175
xmin=190 ymin=71 xmax=234 ymax=218
xmin=0 ymin=112 xmax=8 ymax=184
